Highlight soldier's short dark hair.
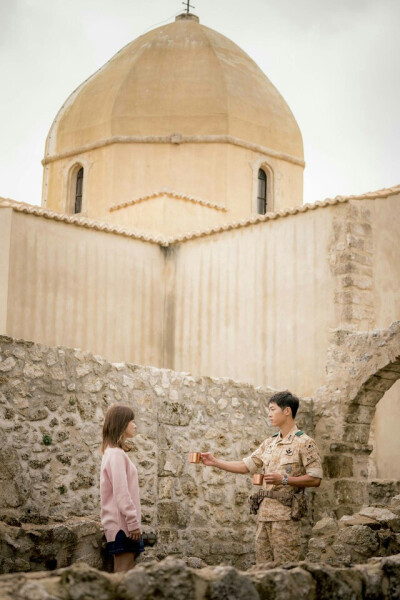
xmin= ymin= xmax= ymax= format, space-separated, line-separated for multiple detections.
xmin=268 ymin=390 xmax=299 ymax=418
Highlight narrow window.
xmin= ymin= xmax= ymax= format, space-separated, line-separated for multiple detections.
xmin=257 ymin=169 xmax=267 ymax=215
xmin=75 ymin=167 xmax=83 ymax=214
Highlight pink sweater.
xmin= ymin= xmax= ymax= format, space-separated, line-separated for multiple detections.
xmin=100 ymin=447 xmax=141 ymax=542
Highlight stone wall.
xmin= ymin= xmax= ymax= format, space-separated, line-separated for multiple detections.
xmin=0 ymin=335 xmax=313 ymax=572
xmin=1 ymin=554 xmax=400 ymax=600
xmin=307 ymin=495 xmax=400 ymax=567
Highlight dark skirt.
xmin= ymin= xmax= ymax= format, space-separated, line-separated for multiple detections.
xmin=106 ymin=529 xmax=145 ymax=556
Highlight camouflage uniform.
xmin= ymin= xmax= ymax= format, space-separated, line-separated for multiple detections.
xmin=243 ymin=425 xmax=323 ymax=564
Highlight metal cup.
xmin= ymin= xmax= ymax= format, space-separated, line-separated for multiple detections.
xmin=252 ymin=473 xmax=264 ymax=486
xmin=189 ymin=452 xmax=201 ymax=463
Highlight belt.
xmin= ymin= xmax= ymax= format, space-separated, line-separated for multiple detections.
xmin=248 ymin=489 xmax=293 ymax=515
xmin=255 ymin=489 xmax=293 ymax=507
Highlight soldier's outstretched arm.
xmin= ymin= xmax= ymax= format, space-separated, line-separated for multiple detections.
xmin=200 ymin=452 xmax=249 ymax=474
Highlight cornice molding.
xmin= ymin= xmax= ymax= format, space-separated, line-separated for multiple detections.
xmin=41 ymin=134 xmax=305 ymax=167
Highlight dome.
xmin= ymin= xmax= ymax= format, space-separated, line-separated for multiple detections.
xmin=46 ymin=14 xmax=303 ymax=161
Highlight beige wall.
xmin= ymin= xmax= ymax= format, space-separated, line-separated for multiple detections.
xmin=369 ymin=379 xmax=400 ymax=479
xmin=3 ymin=193 xmax=399 ymax=398
xmin=366 ymin=194 xmax=400 ymax=329
xmin=43 ymin=142 xmax=303 ymax=237
xmin=0 ymin=208 xmax=12 ymax=333
xmin=5 ymin=211 xmax=165 ymax=367
xmin=169 ymin=207 xmax=338 ymax=395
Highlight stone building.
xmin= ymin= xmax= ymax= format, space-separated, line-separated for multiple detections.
xmin=0 ymin=10 xmax=399 ymax=572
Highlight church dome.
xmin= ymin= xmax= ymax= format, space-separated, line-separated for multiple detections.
xmin=46 ymin=14 xmax=303 ymax=161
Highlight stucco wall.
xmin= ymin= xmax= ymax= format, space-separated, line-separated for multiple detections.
xmin=44 ymin=142 xmax=303 ymax=237
xmin=366 ymin=194 xmax=400 ymax=329
xmin=170 ymin=206 xmax=338 ymax=395
xmin=369 ymin=379 xmax=400 ymax=479
xmin=5 ymin=211 xmax=165 ymax=367
xmin=2 ymin=193 xmax=399 ymax=397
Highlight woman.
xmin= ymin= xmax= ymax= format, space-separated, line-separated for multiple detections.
xmin=100 ymin=404 xmax=144 ymax=572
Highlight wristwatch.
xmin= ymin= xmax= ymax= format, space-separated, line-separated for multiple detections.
xmin=282 ymin=473 xmax=288 ymax=485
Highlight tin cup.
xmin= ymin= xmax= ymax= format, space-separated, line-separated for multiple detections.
xmin=252 ymin=473 xmax=264 ymax=486
xmin=189 ymin=452 xmax=202 ymax=464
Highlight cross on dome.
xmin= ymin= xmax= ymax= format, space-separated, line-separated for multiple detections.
xmin=182 ymin=0 xmax=195 ymax=14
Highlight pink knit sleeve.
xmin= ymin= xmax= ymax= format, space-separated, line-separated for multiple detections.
xmin=108 ymin=452 xmax=140 ymax=531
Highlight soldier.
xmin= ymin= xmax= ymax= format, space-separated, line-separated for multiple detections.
xmin=201 ymin=390 xmax=323 ymax=564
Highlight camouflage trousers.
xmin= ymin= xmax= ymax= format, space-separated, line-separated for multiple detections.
xmin=255 ymin=519 xmax=301 ymax=564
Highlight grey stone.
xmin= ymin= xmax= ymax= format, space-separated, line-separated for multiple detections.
xmin=118 ymin=557 xmax=197 ymax=600
xmin=339 ymin=514 xmax=381 ymax=529
xmin=390 ymin=495 xmax=400 ymax=516
xmin=0 ymin=357 xmax=16 ymax=372
xmin=323 ymin=455 xmax=353 ymax=478
xmin=60 ymin=563 xmax=114 ymax=600
xmin=337 ymin=525 xmax=379 ymax=557
xmin=312 ymin=517 xmax=338 ymax=537
xmin=301 ymin=563 xmax=359 ymax=600
xmin=15 ymin=581 xmax=59 ymax=600
xmin=157 ymin=502 xmax=189 ymax=529
xmin=381 ymin=554 xmax=400 ymax=600
xmin=359 ymin=506 xmax=400 ymax=532
xmin=201 ymin=565 xmax=259 ymax=600
xmin=250 ymin=566 xmax=316 ymax=600
xmin=158 ymin=401 xmax=191 ymax=426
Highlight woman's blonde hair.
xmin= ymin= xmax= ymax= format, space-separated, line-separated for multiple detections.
xmin=102 ymin=404 xmax=135 ymax=453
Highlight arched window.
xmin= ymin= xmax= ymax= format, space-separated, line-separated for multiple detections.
xmin=257 ymin=168 xmax=267 ymax=215
xmin=74 ymin=167 xmax=83 ymax=214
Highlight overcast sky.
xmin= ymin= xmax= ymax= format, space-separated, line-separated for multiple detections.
xmin=0 ymin=0 xmax=399 ymax=206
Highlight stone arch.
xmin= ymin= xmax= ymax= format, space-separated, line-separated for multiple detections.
xmin=342 ymin=358 xmax=400 ymax=449
xmin=314 ymin=321 xmax=400 ymax=518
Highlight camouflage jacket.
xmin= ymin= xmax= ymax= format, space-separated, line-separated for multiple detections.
xmin=243 ymin=425 xmax=323 ymax=522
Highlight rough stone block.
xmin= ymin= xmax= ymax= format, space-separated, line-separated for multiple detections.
xmin=334 ymin=480 xmax=367 ymax=506
xmin=158 ymin=451 xmax=185 ymax=477
xmin=121 ymin=557 xmax=198 ymax=600
xmin=337 ymin=525 xmax=379 ymax=557
xmin=368 ymin=481 xmax=400 ymax=507
xmin=0 ymin=358 xmax=16 ymax=373
xmin=157 ymin=501 xmax=189 ymax=528
xmin=345 ymin=403 xmax=376 ymax=425
xmin=359 ymin=507 xmax=400 ymax=533
xmin=323 ymin=455 xmax=353 ymax=478
xmin=312 ymin=517 xmax=339 ymax=537
xmin=158 ymin=401 xmax=192 ymax=426
xmin=201 ymin=565 xmax=259 ymax=600
xmin=250 ymin=566 xmax=316 ymax=600
xmin=390 ymin=495 xmax=400 ymax=516
xmin=343 ymin=424 xmax=370 ymax=444
xmin=339 ymin=514 xmax=381 ymax=529
xmin=301 ymin=562 xmax=363 ymax=600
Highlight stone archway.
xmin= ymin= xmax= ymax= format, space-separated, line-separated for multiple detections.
xmin=313 ymin=321 xmax=400 ymax=519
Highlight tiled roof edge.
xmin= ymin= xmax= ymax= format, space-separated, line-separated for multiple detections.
xmin=110 ymin=189 xmax=227 ymax=212
xmin=165 ymin=185 xmax=400 ymax=244
xmin=0 ymin=198 xmax=169 ymax=246
xmin=1 ymin=185 xmax=399 ymax=247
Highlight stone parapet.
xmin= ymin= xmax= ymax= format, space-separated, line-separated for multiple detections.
xmin=0 ymin=554 xmax=400 ymax=599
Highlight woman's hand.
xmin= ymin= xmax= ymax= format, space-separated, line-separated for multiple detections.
xmin=200 ymin=452 xmax=217 ymax=467
xmin=264 ymin=472 xmax=284 ymax=485
xmin=128 ymin=528 xmax=141 ymax=541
